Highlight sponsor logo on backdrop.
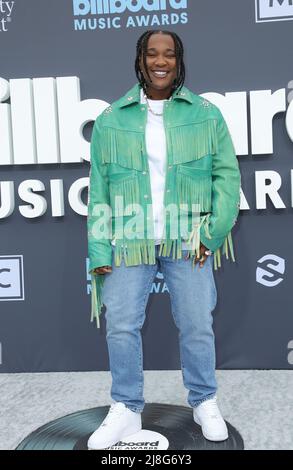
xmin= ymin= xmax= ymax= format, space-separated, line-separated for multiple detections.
xmin=104 ymin=430 xmax=169 ymax=450
xmin=256 ymin=254 xmax=285 ymax=286
xmin=0 ymin=0 xmax=15 ymax=32
xmin=255 ymin=0 xmax=293 ymax=23
xmin=72 ymin=0 xmax=189 ymax=31
xmin=0 ymin=255 xmax=25 ymax=300
xmin=288 ymin=340 xmax=293 ymax=365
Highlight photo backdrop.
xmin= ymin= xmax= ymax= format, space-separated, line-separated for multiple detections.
xmin=1 ymin=0 xmax=293 ymax=371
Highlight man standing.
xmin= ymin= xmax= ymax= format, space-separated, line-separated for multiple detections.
xmin=87 ymin=29 xmax=241 ymax=449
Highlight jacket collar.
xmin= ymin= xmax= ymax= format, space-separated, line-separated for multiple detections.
xmin=118 ymin=82 xmax=193 ymax=108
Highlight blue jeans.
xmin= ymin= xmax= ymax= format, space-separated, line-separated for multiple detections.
xmin=101 ymin=244 xmax=218 ymax=413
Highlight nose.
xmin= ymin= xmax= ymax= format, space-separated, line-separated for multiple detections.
xmin=154 ymin=56 xmax=168 ymax=67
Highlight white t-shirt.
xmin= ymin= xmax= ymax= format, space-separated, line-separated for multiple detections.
xmin=141 ymin=90 xmax=167 ymax=244
xmin=111 ymin=88 xmax=189 ymax=250
xmin=141 ymin=89 xmax=190 ymax=250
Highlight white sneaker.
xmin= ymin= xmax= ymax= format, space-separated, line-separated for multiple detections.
xmin=193 ymin=396 xmax=228 ymax=442
xmin=87 ymin=402 xmax=142 ymax=450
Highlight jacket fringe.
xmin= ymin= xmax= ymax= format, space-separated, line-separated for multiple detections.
xmin=213 ymin=231 xmax=235 ymax=270
xmin=109 ymin=178 xmax=140 ymax=216
xmin=169 ymin=119 xmax=218 ymax=164
xmin=183 ymin=214 xmax=213 ymax=270
xmin=100 ymin=126 xmax=145 ymax=171
xmin=99 ymin=119 xmax=217 ymax=169
xmin=90 ymin=272 xmax=105 ymax=328
xmin=177 ymin=173 xmax=212 ymax=213
xmin=113 ymin=238 xmax=156 ymax=266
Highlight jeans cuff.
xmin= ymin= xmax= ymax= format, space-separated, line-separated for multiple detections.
xmin=190 ymin=393 xmax=217 ymax=409
xmin=126 ymin=406 xmax=143 ymax=413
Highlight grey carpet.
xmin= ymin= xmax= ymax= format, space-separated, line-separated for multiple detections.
xmin=0 ymin=370 xmax=292 ymax=450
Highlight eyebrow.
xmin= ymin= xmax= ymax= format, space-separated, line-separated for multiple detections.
xmin=146 ymin=47 xmax=175 ymax=52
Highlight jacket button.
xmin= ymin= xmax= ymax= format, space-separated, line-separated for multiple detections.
xmin=168 ymin=165 xmax=172 ymax=170
xmin=166 ymin=189 xmax=170 ymax=193
xmin=144 ymin=194 xmax=149 ymax=198
xmin=142 ymin=171 xmax=147 ymax=175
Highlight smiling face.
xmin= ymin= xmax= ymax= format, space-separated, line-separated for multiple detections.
xmin=139 ymin=32 xmax=178 ymax=100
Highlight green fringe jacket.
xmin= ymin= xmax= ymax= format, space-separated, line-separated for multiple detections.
xmin=87 ymin=83 xmax=241 ymax=327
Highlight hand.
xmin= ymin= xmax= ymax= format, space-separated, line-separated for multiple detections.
xmin=93 ymin=266 xmax=112 ymax=275
xmin=193 ymin=243 xmax=212 ymax=268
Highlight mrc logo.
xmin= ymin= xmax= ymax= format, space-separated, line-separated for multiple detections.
xmin=255 ymin=0 xmax=293 ymax=23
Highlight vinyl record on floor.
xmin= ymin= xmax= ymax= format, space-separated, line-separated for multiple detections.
xmin=16 ymin=403 xmax=244 ymax=450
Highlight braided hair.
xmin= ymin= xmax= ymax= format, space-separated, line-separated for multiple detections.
xmin=135 ymin=29 xmax=185 ymax=98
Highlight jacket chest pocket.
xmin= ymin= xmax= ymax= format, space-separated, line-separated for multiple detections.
xmin=178 ymin=152 xmax=213 ymax=171
xmin=176 ymin=164 xmax=212 ymax=214
xmin=108 ymin=167 xmax=140 ymax=216
xmin=100 ymin=126 xmax=145 ymax=171
xmin=168 ymin=119 xmax=218 ymax=165
xmin=169 ymin=118 xmax=215 ymax=212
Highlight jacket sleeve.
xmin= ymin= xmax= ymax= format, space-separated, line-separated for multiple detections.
xmin=87 ymin=115 xmax=112 ymax=274
xmin=200 ymin=108 xmax=241 ymax=256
